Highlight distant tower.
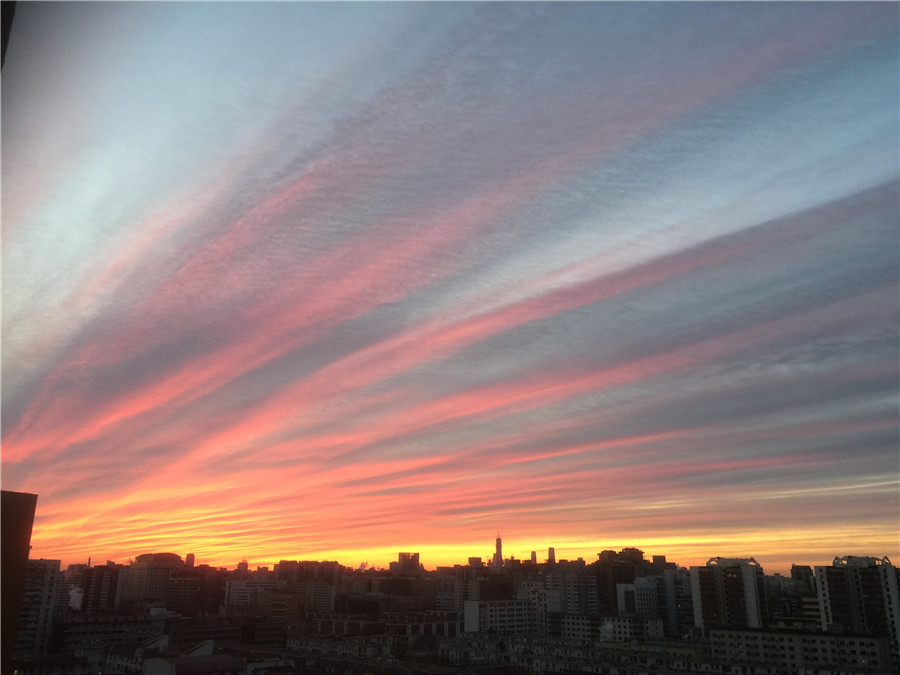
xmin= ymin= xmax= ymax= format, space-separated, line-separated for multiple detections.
xmin=548 ymin=547 xmax=556 ymax=564
xmin=493 ymin=535 xmax=503 ymax=568
xmin=531 ymin=551 xmax=537 ymax=564
xmin=185 ymin=553 xmax=195 ymax=568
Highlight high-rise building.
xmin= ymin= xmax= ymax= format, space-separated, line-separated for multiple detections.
xmin=1 ymin=490 xmax=37 ymax=672
xmin=116 ymin=552 xmax=185 ymax=605
xmin=664 ymin=566 xmax=695 ymax=637
xmin=392 ymin=552 xmax=421 ymax=576
xmin=815 ymin=555 xmax=900 ymax=667
xmin=548 ymin=547 xmax=556 ymax=565
xmin=594 ymin=548 xmax=648 ymax=615
xmin=545 ymin=560 xmax=598 ymax=616
xmin=690 ymin=557 xmax=767 ymax=632
xmin=493 ymin=535 xmax=503 ymax=569
xmin=790 ymin=564 xmax=815 ymax=594
xmin=60 ymin=563 xmax=89 ymax=610
xmin=14 ymin=559 xmax=61 ymax=657
xmin=84 ymin=563 xmax=121 ymax=614
xmin=464 ymin=599 xmax=536 ymax=635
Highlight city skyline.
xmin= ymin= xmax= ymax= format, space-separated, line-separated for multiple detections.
xmin=3 ymin=4 xmax=898 ymax=575
xmin=42 ymin=550 xmax=897 ymax=580
xmin=12 ymin=513 xmax=898 ymax=578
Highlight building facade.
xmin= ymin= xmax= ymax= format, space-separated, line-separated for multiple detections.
xmin=816 ymin=555 xmax=900 ymax=668
xmin=14 ymin=558 xmax=61 ymax=657
xmin=691 ymin=557 xmax=767 ymax=631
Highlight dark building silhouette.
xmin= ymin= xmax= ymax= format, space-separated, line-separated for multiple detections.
xmin=84 ymin=563 xmax=122 ymax=614
xmin=391 ymin=552 xmax=421 ymax=576
xmin=594 ymin=548 xmax=648 ymax=614
xmin=1 ymin=1 xmax=16 ymax=70
xmin=790 ymin=563 xmax=815 ymax=594
xmin=2 ymin=489 xmax=37 ymax=671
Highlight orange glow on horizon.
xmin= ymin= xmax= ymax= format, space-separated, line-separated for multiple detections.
xmin=30 ymin=524 xmax=900 ymax=578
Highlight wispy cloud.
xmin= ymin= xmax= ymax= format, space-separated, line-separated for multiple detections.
xmin=3 ymin=2 xmax=897 ymax=571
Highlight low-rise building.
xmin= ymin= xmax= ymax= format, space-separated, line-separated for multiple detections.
xmin=709 ymin=628 xmax=893 ymax=674
xmin=464 ymin=599 xmax=537 ymax=635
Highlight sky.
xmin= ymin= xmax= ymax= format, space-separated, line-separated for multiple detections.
xmin=2 ymin=2 xmax=898 ymax=574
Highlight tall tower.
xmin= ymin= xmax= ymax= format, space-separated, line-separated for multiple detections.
xmin=492 ymin=535 xmax=503 ymax=568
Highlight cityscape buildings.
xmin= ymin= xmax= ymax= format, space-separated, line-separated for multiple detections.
xmin=5 ymin=522 xmax=899 ymax=675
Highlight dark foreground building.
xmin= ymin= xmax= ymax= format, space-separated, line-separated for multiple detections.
xmin=2 ymin=490 xmax=38 ymax=673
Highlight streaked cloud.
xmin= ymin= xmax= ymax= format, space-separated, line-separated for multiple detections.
xmin=2 ymin=2 xmax=897 ymax=571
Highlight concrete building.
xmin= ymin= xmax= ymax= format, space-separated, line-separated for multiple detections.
xmin=691 ymin=557 xmax=767 ymax=631
xmin=224 ymin=576 xmax=284 ymax=606
xmin=663 ymin=566 xmax=695 ymax=637
xmin=1 ymin=490 xmax=38 ymax=672
xmin=165 ymin=573 xmax=203 ymax=615
xmin=816 ymin=555 xmax=900 ymax=668
xmin=709 ymin=628 xmax=894 ymax=673
xmin=55 ymin=610 xmax=167 ymax=653
xmin=117 ymin=553 xmax=185 ymax=605
xmin=615 ymin=569 xmax=694 ymax=638
xmin=73 ymin=563 xmax=122 ymax=615
xmin=617 ymin=575 xmax=662 ymax=618
xmin=594 ymin=548 xmax=649 ymax=615
xmin=390 ymin=551 xmax=421 ymax=576
xmin=464 ymin=599 xmax=537 ymax=635
xmin=14 ymin=559 xmax=61 ymax=657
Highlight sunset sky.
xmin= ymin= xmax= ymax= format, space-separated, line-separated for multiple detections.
xmin=2 ymin=2 xmax=898 ymax=573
